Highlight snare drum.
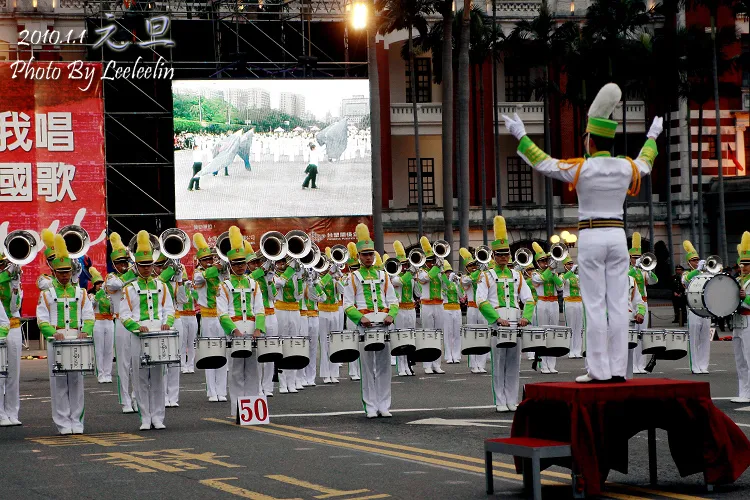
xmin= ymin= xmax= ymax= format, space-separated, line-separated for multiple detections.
xmin=641 ymin=329 xmax=666 ymax=355
xmin=389 ymin=329 xmax=416 ymax=356
xmin=140 ymin=331 xmax=180 ymax=366
xmin=256 ymin=336 xmax=283 ymax=363
xmin=52 ymin=338 xmax=95 ymax=374
xmin=520 ymin=328 xmax=546 ymax=353
xmin=329 ymin=331 xmax=360 ymax=363
xmin=493 ymin=327 xmax=518 ymax=349
xmin=195 ymin=337 xmax=228 ymax=369
xmin=412 ymin=329 xmax=443 ymax=362
xmin=0 ymin=338 xmax=7 ymax=376
xmin=544 ymin=327 xmax=571 ymax=357
xmin=278 ymin=336 xmax=310 ymax=370
xmin=362 ymin=328 xmax=388 ymax=352
xmin=628 ymin=329 xmax=640 ymax=349
xmin=460 ymin=325 xmax=492 ymax=354
xmin=658 ymin=329 xmax=688 ymax=361
xmin=229 ymin=336 xmax=254 ymax=359
xmin=686 ymin=273 xmax=741 ymax=318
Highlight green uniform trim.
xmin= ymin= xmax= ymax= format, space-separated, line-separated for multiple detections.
xmin=518 ymin=136 xmax=550 ymax=167
xmin=638 ymin=138 xmax=658 ymax=167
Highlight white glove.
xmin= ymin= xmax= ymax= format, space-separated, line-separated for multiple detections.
xmin=697 ymin=259 xmax=706 ymax=271
xmin=502 ymin=113 xmax=527 ymax=141
xmin=647 ymin=116 xmax=663 ymax=140
xmin=571 ymin=265 xmax=578 ymax=274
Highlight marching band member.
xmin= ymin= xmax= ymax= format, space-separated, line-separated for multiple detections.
xmin=90 ymin=267 xmax=114 ymax=384
xmin=460 ymin=249 xmax=488 ymax=373
xmin=628 ymin=232 xmax=658 ymax=373
xmin=391 ymin=241 xmax=416 ymax=376
xmin=273 ymin=258 xmax=303 ymax=393
xmin=106 ymin=233 xmax=138 ymax=413
xmin=177 ymin=265 xmax=198 ymax=374
xmin=380 ymin=252 xmax=397 ymax=369
xmin=530 ymin=242 xmax=562 ymax=374
xmin=682 ymin=240 xmax=711 ymax=374
xmin=441 ymin=261 xmax=465 ymax=364
xmin=248 ymin=248 xmax=280 ymax=396
xmin=217 ymin=231 xmax=265 ymax=417
xmin=416 ymin=236 xmax=445 ymax=374
xmin=0 ymin=249 xmax=22 ymax=426
xmin=560 ymin=257 xmax=584 ymax=359
xmin=193 ymin=233 xmax=228 ymax=402
xmin=319 ymin=248 xmax=344 ymax=383
xmin=732 ymin=233 xmax=750 ymax=403
xmin=302 ymin=273 xmax=326 ymax=387
xmin=345 ymin=242 xmax=361 ymax=381
xmin=625 ymin=272 xmax=646 ymax=379
xmin=343 ymin=224 xmax=399 ymax=418
xmin=154 ymin=253 xmax=182 ymax=408
xmin=37 ymin=235 xmax=94 ymax=435
xmin=119 ymin=231 xmax=175 ymax=431
xmin=504 ymin=83 xmax=662 ymax=383
xmin=476 ymin=216 xmax=535 ymax=413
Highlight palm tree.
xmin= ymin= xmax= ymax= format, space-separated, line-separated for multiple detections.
xmin=377 ymin=0 xmax=436 ymax=238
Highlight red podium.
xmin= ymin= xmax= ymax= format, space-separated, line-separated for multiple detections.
xmin=511 ymin=379 xmax=750 ymax=496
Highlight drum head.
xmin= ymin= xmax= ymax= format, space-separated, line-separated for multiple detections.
xmin=230 ymin=350 xmax=253 ymax=359
xmin=463 ymin=345 xmax=492 ymax=355
xmin=411 ymin=348 xmax=441 ymax=363
xmin=257 ymin=352 xmax=283 ymax=363
xmin=391 ymin=344 xmax=416 ymax=356
xmin=196 ymin=356 xmax=228 ymax=370
xmin=330 ymin=349 xmax=360 ymax=364
xmin=277 ymin=356 xmax=310 ymax=370
xmin=704 ymin=274 xmax=741 ymax=318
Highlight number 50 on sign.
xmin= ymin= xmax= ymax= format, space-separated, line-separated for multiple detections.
xmin=236 ymin=396 xmax=269 ymax=426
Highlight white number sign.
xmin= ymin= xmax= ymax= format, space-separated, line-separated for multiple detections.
xmin=237 ymin=396 xmax=269 ymax=426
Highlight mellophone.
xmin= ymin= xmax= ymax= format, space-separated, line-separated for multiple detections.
xmin=631 ymin=328 xmax=689 ymax=360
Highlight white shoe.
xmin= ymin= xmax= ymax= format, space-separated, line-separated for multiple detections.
xmin=324 ymin=377 xmax=332 ymax=384
xmin=702 ymin=369 xmax=710 ymax=374
xmin=168 ymin=402 xmax=180 ymax=408
xmin=9 ymin=418 xmax=22 ymax=426
xmin=153 ymin=421 xmax=166 ymax=430
xmin=106 ymin=376 xmax=113 ymax=383
xmin=398 ymin=371 xmax=408 ymax=377
xmin=0 ymin=418 xmax=12 ymax=427
xmin=496 ymin=405 xmax=509 ymax=413
xmin=72 ymin=427 xmax=83 ymax=435
xmin=379 ymin=411 xmax=392 ymax=418
xmin=279 ymin=387 xmax=289 ymax=394
xmin=731 ymin=397 xmax=750 ymax=403
xmin=266 ymin=392 xmax=274 ymax=397
xmin=97 ymin=375 xmax=105 ymax=383
xmin=308 ymin=381 xmax=316 ymax=387
xmin=288 ymin=388 xmax=298 ymax=393
xmin=470 ymin=368 xmax=479 ymax=374
xmin=424 ymin=368 xmax=434 ymax=374
xmin=549 ymin=369 xmax=559 ymax=374
xmin=507 ymin=404 xmax=518 ymax=412
xmin=366 ymin=412 xmax=378 ymax=419
xmin=351 ymin=376 xmax=360 ymax=381
xmin=60 ymin=427 xmax=73 ymax=435
xmin=139 ymin=422 xmax=151 ymax=431
xmin=295 ymin=383 xmax=304 ymax=390
xmin=479 ymin=368 xmax=487 ymax=373
xmin=332 ymin=378 xmax=340 ymax=383
xmin=208 ymin=396 xmax=219 ymax=402
xmin=218 ymin=395 xmax=227 ymax=402
xmin=576 ymin=374 xmax=596 ymax=383
xmin=541 ymin=368 xmax=551 ymax=374
xmin=433 ymin=368 xmax=445 ymax=374
xmin=122 ymin=406 xmax=135 ymax=414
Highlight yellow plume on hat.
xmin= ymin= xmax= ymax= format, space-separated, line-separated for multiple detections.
xmin=89 ymin=266 xmax=104 ymax=283
xmin=393 ymin=240 xmax=406 ymax=259
xmin=244 ymin=241 xmax=253 ymax=254
xmin=229 ymin=225 xmax=243 ymax=251
xmin=459 ymin=248 xmax=472 ymax=260
xmin=42 ymin=228 xmax=55 ymax=249
xmin=374 ymin=252 xmax=383 ymax=267
xmin=136 ymin=230 xmax=150 ymax=254
xmin=532 ymin=242 xmax=544 ymax=255
xmin=493 ymin=216 xmax=507 ymax=241
xmin=355 ymin=223 xmax=371 ymax=243
xmin=109 ymin=232 xmax=126 ymax=251
xmin=632 ymin=232 xmax=641 ymax=249
xmin=347 ymin=242 xmax=358 ymax=259
xmin=420 ymin=236 xmax=431 ymax=253
xmin=193 ymin=233 xmax=209 ymax=250
xmin=683 ymin=240 xmax=696 ymax=255
xmin=443 ymin=260 xmax=453 ymax=271
xmin=54 ymin=234 xmax=69 ymax=259
xmin=741 ymin=232 xmax=750 ymax=253
xmin=383 ymin=253 xmax=390 ymax=261
xmin=325 ymin=247 xmax=332 ymax=259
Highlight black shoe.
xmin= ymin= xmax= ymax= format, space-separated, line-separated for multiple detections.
xmin=672 ymin=319 xmax=679 ymax=323
xmin=610 ymin=376 xmax=626 ymax=383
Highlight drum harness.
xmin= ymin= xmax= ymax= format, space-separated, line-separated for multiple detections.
xmin=222 ymin=279 xmax=256 ymax=324
xmin=46 ymin=285 xmax=84 ymax=334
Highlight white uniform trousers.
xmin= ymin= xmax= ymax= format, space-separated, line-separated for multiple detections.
xmin=688 ymin=310 xmax=712 ymax=373
xmin=201 ymin=317 xmax=227 ymax=398
xmin=114 ymin=319 xmax=136 ymax=410
xmin=443 ymin=308 xmax=462 ymax=363
xmin=358 ymin=331 xmax=392 ymax=415
xmin=276 ymin=309 xmax=301 ymax=391
xmin=303 ymin=315 xmax=320 ymax=385
xmin=48 ymin=342 xmax=84 ymax=434
xmin=421 ymin=304 xmax=444 ymax=371
xmin=564 ymin=301 xmax=584 ymax=358
xmin=491 ymin=321 xmax=521 ymax=408
xmin=632 ymin=303 xmax=649 ymax=372
xmin=130 ymin=333 xmax=165 ymax=428
xmin=467 ymin=307 xmax=489 ymax=370
xmin=297 ymin=315 xmax=309 ymax=388
xmin=395 ymin=308 xmax=416 ymax=375
xmin=625 ymin=321 xmax=637 ymax=380
xmin=0 ymin=327 xmax=21 ymax=421
xmin=733 ymin=320 xmax=750 ymax=399
xmin=229 ymin=317 xmax=262 ymax=417
xmin=180 ymin=315 xmax=198 ymax=372
xmin=164 ymin=318 xmax=182 ymax=405
xmin=578 ymin=227 xmax=630 ymax=380
xmin=261 ymin=314 xmax=279 ymax=394
xmin=536 ymin=300 xmax=559 ymax=372
xmin=344 ymin=310 xmax=360 ymax=378
xmin=319 ymin=311 xmax=340 ymax=380
xmin=93 ymin=320 xmax=114 ymax=380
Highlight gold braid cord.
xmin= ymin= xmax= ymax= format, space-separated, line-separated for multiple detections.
xmin=625 ymin=157 xmax=642 ymax=196
xmin=556 ymin=157 xmax=641 ymax=197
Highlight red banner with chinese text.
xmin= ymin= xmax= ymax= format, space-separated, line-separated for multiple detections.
xmin=176 ymin=216 xmax=372 ymax=276
xmin=0 ymin=62 xmax=106 ymax=318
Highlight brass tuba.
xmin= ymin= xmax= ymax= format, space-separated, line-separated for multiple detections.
xmin=260 ymin=231 xmax=287 ymax=261
xmin=475 ymin=245 xmax=492 ymax=265
xmin=638 ymin=252 xmax=657 ymax=272
xmin=159 ymin=228 xmax=190 ymax=260
xmin=384 ymin=257 xmax=402 ymax=277
xmin=4 ymin=230 xmax=40 ymax=266
xmin=432 ymin=239 xmax=451 ymax=259
xmin=329 ymin=244 xmax=349 ymax=266
xmin=705 ymin=255 xmax=723 ymax=274
xmin=58 ymin=224 xmax=90 ymax=259
xmin=514 ymin=247 xmax=534 ymax=269
xmin=285 ymin=230 xmax=311 ymax=260
xmin=408 ymin=248 xmax=426 ymax=269
xmin=214 ymin=231 xmax=232 ymax=262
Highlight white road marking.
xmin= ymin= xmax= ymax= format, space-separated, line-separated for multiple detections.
xmin=270 ymin=405 xmax=500 ymax=418
xmin=406 ymin=418 xmax=509 ymax=428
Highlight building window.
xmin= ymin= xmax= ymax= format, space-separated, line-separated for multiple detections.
xmin=406 ymin=58 xmax=432 ymax=103
xmin=507 ymin=157 xmax=533 ymax=203
xmin=408 ymin=158 xmax=435 ymax=205
xmin=504 ymin=62 xmax=531 ymax=102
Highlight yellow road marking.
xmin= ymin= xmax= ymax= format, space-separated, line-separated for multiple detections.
xmin=26 ymin=432 xmax=153 ymax=447
xmin=200 ymin=477 xmax=303 ymax=500
xmin=265 ymin=474 xmax=369 ymax=498
xmin=340 ymin=495 xmax=390 ymax=500
xmin=607 ymin=484 xmax=711 ymax=500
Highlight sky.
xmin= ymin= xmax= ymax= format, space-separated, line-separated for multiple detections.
xmin=173 ymin=80 xmax=370 ymax=121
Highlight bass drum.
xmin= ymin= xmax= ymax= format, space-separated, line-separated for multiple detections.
xmin=686 ymin=273 xmax=740 ymax=318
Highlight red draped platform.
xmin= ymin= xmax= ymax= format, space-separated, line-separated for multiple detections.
xmin=510 ymin=379 xmax=750 ymax=496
